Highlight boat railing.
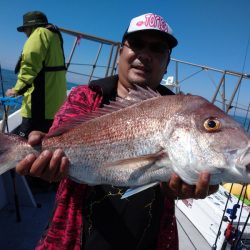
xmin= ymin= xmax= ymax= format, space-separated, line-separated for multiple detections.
xmin=166 ymin=58 xmax=250 ymax=132
xmin=59 ymin=27 xmax=121 ymax=85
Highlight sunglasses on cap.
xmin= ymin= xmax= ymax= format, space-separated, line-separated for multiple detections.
xmin=123 ymin=38 xmax=170 ymax=55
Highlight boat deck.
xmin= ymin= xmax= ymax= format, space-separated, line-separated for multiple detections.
xmin=0 ymin=173 xmax=211 ymax=250
xmin=0 ymin=173 xmax=55 ymax=250
xmin=176 ymin=207 xmax=211 ymax=250
xmin=1 ymin=195 xmax=210 ymax=250
xmin=0 ymin=192 xmax=55 ymax=250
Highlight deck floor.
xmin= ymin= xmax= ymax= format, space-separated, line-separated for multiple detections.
xmin=176 ymin=206 xmax=211 ymax=250
xmin=0 ymin=172 xmax=212 ymax=250
xmin=0 ymin=191 xmax=55 ymax=250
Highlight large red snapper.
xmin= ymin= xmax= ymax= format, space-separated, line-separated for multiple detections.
xmin=0 ymin=86 xmax=249 ymax=187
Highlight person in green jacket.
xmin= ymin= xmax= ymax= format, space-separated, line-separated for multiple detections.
xmin=6 ymin=11 xmax=67 ymax=138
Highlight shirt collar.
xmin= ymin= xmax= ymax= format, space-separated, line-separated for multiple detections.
xmin=89 ymin=75 xmax=174 ymax=105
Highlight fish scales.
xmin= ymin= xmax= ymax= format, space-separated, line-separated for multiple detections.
xmin=43 ymin=97 xmax=169 ymax=185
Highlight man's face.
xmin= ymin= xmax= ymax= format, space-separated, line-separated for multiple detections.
xmin=118 ymin=31 xmax=170 ymax=91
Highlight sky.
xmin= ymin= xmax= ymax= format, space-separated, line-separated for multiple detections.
xmin=1 ymin=0 xmax=250 ymax=71
xmin=0 ymin=0 xmax=250 ymax=116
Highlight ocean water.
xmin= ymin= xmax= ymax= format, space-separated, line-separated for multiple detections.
xmin=0 ymin=68 xmax=250 ymax=133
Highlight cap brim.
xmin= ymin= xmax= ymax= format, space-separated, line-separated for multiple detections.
xmin=17 ymin=26 xmax=26 ymax=32
xmin=122 ymin=29 xmax=178 ymax=49
xmin=162 ymin=32 xmax=178 ymax=49
xmin=17 ymin=22 xmax=48 ymax=32
xmin=17 ymin=24 xmax=35 ymax=32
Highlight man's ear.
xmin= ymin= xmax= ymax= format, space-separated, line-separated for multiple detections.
xmin=117 ymin=47 xmax=123 ymax=65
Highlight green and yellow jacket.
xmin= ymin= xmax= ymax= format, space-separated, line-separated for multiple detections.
xmin=13 ymin=26 xmax=67 ymax=121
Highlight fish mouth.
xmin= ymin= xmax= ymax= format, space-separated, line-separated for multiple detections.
xmin=239 ymin=146 xmax=250 ymax=173
xmin=232 ymin=144 xmax=250 ymax=175
xmin=246 ymin=163 xmax=250 ymax=172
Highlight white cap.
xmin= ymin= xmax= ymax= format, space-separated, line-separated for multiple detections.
xmin=122 ymin=13 xmax=178 ymax=48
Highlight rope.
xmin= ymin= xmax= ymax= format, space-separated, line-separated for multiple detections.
xmin=0 ymin=64 xmax=10 ymax=133
xmin=212 ymin=184 xmax=234 ymax=249
xmin=219 ymin=184 xmax=246 ymax=250
xmin=233 ymin=211 xmax=250 ymax=249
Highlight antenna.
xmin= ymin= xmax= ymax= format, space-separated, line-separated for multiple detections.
xmin=233 ymin=36 xmax=250 ymax=116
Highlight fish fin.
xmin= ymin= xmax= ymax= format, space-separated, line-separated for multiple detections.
xmin=47 ymin=85 xmax=160 ymax=137
xmin=121 ymin=182 xmax=159 ymax=199
xmin=104 ymin=150 xmax=172 ymax=187
xmin=104 ymin=150 xmax=168 ymax=170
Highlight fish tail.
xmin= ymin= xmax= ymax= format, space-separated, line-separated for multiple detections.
xmin=0 ymin=133 xmax=25 ymax=175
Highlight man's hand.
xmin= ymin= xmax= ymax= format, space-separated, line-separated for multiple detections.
xmin=5 ymin=89 xmax=17 ymax=97
xmin=162 ymin=172 xmax=219 ymax=199
xmin=15 ymin=131 xmax=69 ymax=182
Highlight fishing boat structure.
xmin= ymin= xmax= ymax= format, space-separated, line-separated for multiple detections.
xmin=0 ymin=27 xmax=250 ymax=250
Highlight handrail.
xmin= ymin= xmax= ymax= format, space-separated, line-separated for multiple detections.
xmin=171 ymin=58 xmax=250 ymax=79
xmin=59 ymin=27 xmax=120 ymax=46
xmin=59 ymin=27 xmax=121 ymax=84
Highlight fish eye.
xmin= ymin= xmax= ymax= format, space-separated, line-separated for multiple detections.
xmin=203 ymin=118 xmax=221 ymax=132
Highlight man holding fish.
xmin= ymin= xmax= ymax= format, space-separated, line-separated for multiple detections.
xmin=13 ymin=13 xmax=227 ymax=250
